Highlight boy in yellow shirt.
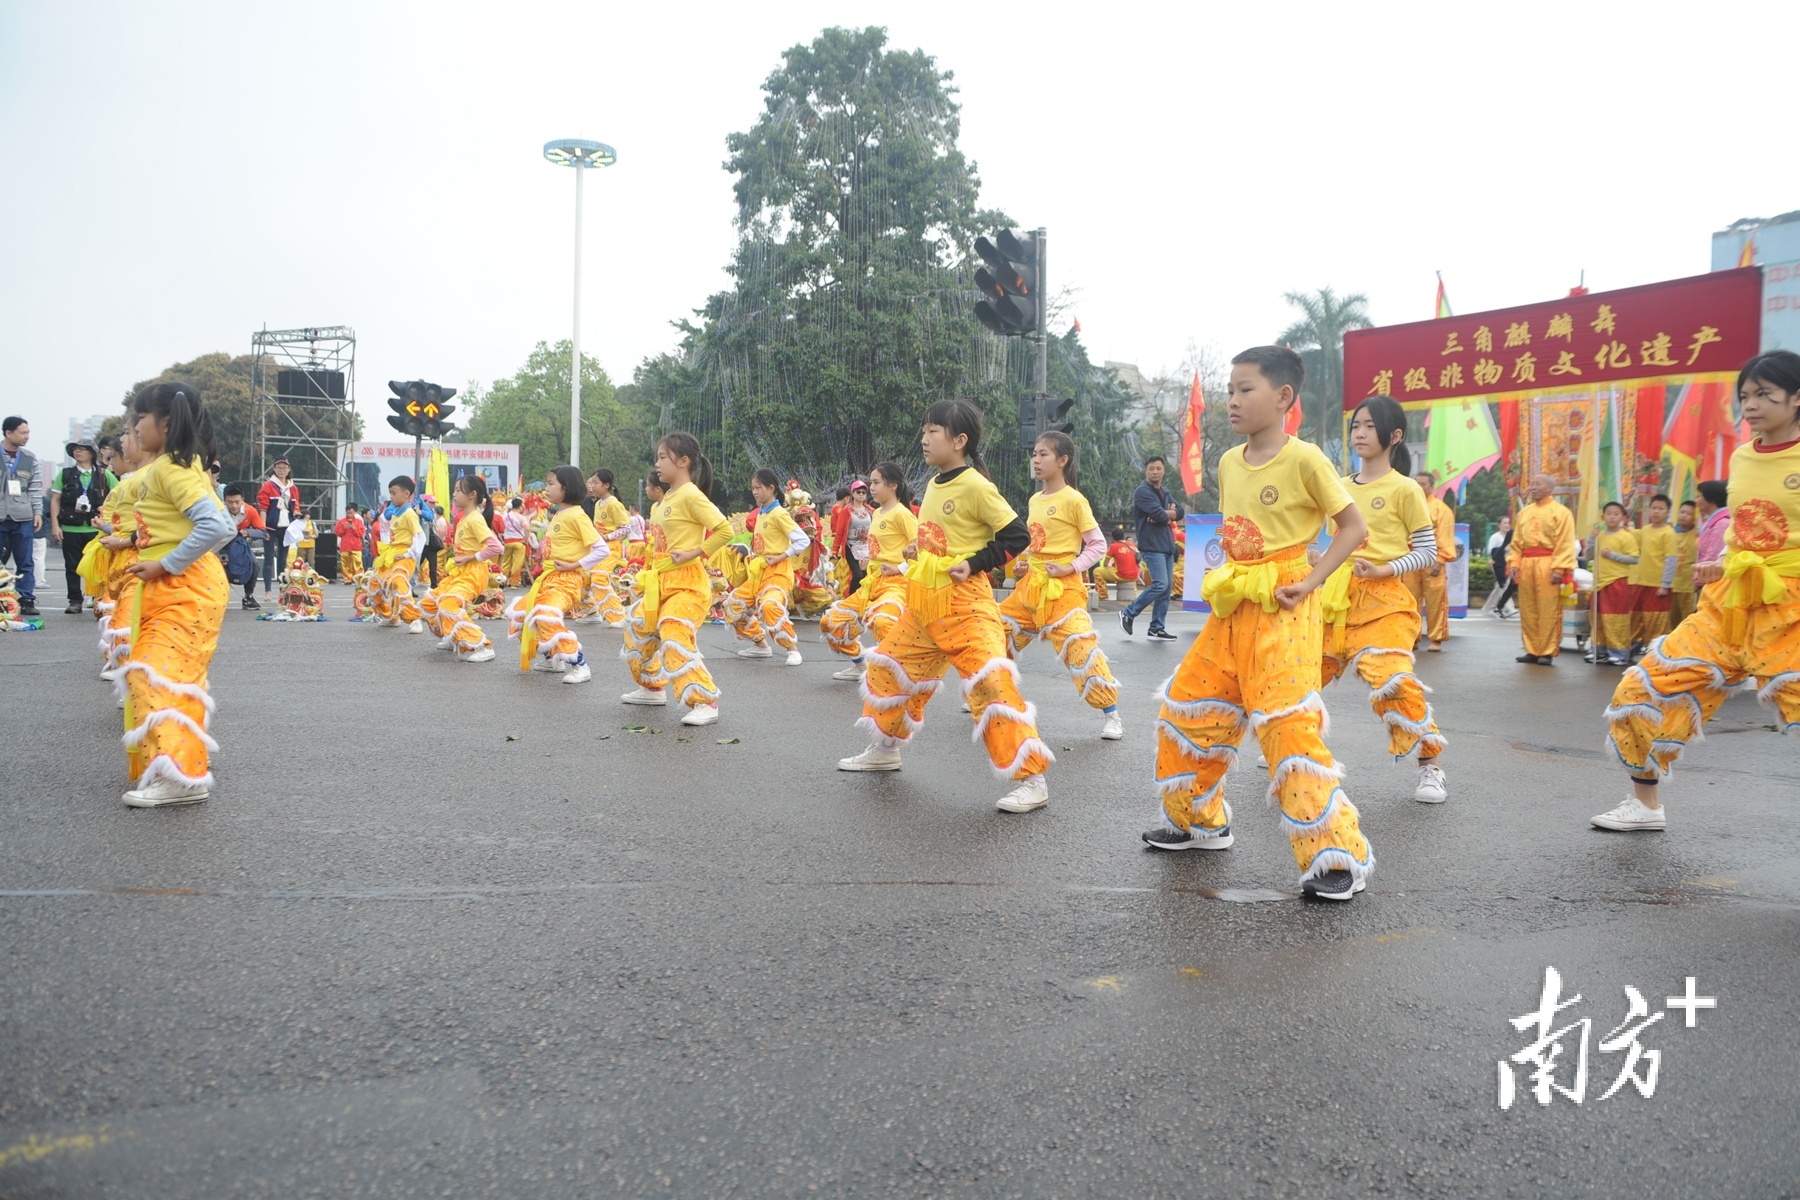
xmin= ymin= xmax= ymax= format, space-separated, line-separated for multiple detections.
xmin=1142 ymin=346 xmax=1375 ymax=901
xmin=1628 ymin=493 xmax=1677 ymax=653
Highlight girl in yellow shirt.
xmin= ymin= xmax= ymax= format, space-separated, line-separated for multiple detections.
xmin=421 ymin=475 xmax=502 ymax=663
xmin=95 ymin=424 xmax=144 ymax=680
xmin=576 ymin=469 xmax=630 ymax=626
xmin=1321 ymin=396 xmax=1448 ymax=802
xmin=117 ymin=383 xmax=236 ymax=808
xmin=838 ymin=399 xmax=1054 ymax=814
xmin=822 ymin=462 xmax=917 ymax=681
xmin=620 ymin=433 xmax=734 ymax=725
xmin=728 ymin=468 xmax=811 ymax=665
xmin=998 ymin=432 xmax=1121 ymax=740
xmin=1598 ymin=350 xmax=1800 ymax=832
xmin=508 ymin=466 xmax=607 ymax=684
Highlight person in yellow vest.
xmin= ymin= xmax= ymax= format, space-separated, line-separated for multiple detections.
xmin=1669 ymin=499 xmax=1699 ymax=627
xmin=727 ymin=468 xmax=810 ymax=665
xmin=1408 ymin=473 xmax=1458 ymax=652
xmin=1628 ymin=493 xmax=1677 ymax=654
xmin=1596 ymin=349 xmax=1800 ymax=832
xmin=1141 ymin=347 xmax=1374 ymax=900
xmin=1589 ymin=503 xmax=1640 ymax=667
xmin=1508 ymin=473 xmax=1577 ymax=664
xmin=620 ymin=435 xmax=735 ymax=724
xmin=837 ymin=399 xmax=1055 ymax=815
xmin=998 ymin=431 xmax=1122 ymax=741
xmin=1321 ymin=396 xmax=1449 ymax=803
xmin=116 ymin=383 xmax=236 ymax=807
xmin=822 ymin=462 xmax=916 ymax=681
xmin=507 ymin=466 xmax=607 ymax=684
xmin=419 ymin=475 xmax=501 ymax=662
xmin=371 ymin=478 xmax=426 ymax=633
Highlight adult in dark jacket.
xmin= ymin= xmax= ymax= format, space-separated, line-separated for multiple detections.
xmin=256 ymin=458 xmax=301 ymax=596
xmin=1119 ymin=455 xmax=1183 ymax=639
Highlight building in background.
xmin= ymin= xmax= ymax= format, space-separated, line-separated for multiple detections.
xmin=1712 ymin=211 xmax=1800 ymax=351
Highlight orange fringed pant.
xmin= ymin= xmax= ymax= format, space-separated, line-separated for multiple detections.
xmin=999 ymin=570 xmax=1119 ymax=711
xmin=1155 ymin=548 xmax=1373 ymax=886
xmin=1322 ymin=574 xmax=1444 ymax=761
xmin=373 ymin=555 xmax=422 ymax=625
xmin=120 ymin=555 xmax=227 ymax=790
xmin=821 ymin=571 xmax=907 ymax=658
xmin=726 ymin=559 xmax=798 ymax=652
xmin=621 ymin=561 xmax=719 ymax=708
xmin=585 ymin=561 xmax=626 ymax=624
xmin=858 ymin=577 xmax=1054 ymax=781
xmin=99 ymin=546 xmax=139 ymax=675
xmin=1514 ymin=551 xmax=1563 ymax=658
xmin=507 ymin=568 xmax=586 ymax=669
xmin=1605 ymin=576 xmax=1800 ymax=778
xmin=421 ymin=564 xmax=493 ymax=656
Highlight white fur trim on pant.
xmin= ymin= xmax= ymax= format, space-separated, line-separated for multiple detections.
xmin=123 ymin=709 xmax=220 ymax=754
xmin=116 ymin=661 xmax=216 ymax=715
xmin=865 ymin=649 xmax=940 ymax=696
xmin=991 ymin=735 xmax=1055 ymax=780
xmin=1250 ymin=690 xmax=1330 ymax=739
xmin=1264 ymin=755 xmax=1346 ymax=806
xmin=1641 ymin=637 xmax=1729 ymax=692
xmin=1369 ymin=669 xmax=1430 ymax=702
xmin=1337 ymin=645 xmax=1415 ymax=677
xmin=1154 ymin=772 xmax=1226 ymax=817
xmin=960 ymin=656 xmax=1022 ymax=696
xmin=855 ymin=713 xmax=910 ymax=749
xmin=1155 ymin=719 xmax=1241 ymax=767
xmin=1380 ymin=706 xmax=1440 ymax=739
xmin=1155 ymin=678 xmax=1249 ymax=730
xmin=1756 ymin=671 xmax=1800 ymax=708
xmin=1610 ymin=666 xmax=1709 ymax=740
xmin=1279 ymin=786 xmax=1360 ymax=837
xmin=1298 ymin=841 xmax=1375 ymax=888
xmin=971 ymin=699 xmax=1038 ymax=743
xmin=132 ymin=754 xmax=215 ymax=793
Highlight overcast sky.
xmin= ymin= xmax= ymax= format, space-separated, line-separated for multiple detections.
xmin=2 ymin=0 xmax=1790 ymax=450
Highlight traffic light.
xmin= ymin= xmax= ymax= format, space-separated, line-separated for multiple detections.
xmin=420 ymin=382 xmax=458 ymax=439
xmin=1017 ymin=396 xmax=1075 ymax=451
xmin=1044 ymin=397 xmax=1075 ymax=437
xmin=386 ymin=379 xmax=424 ymax=437
xmin=1017 ymin=397 xmax=1039 ymax=452
xmin=974 ymin=228 xmax=1039 ymax=338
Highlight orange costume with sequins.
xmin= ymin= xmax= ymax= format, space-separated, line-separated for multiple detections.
xmin=1153 ymin=437 xmax=1374 ymax=889
xmin=857 ymin=467 xmax=1053 ymax=782
xmin=1605 ymin=438 xmax=1800 ymax=776
xmin=822 ymin=502 xmax=917 ymax=660
xmin=621 ymin=482 xmax=732 ymax=707
xmin=998 ymin=486 xmax=1118 ymax=711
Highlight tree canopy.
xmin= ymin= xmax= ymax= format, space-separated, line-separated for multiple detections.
xmin=117 ymin=353 xmax=267 ymax=485
xmin=460 ymin=341 xmax=649 ymax=488
xmin=1277 ymin=286 xmax=1371 ymax=461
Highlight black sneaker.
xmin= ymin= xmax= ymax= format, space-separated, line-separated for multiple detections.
xmin=1515 ymin=654 xmax=1546 ymax=665
xmin=65 ymin=602 xmax=83 ymax=614
xmin=1147 ymin=627 xmax=1177 ymax=641
xmin=1301 ymin=869 xmax=1364 ymax=901
xmin=1118 ymin=610 xmax=1134 ymax=636
xmin=1141 ymin=821 xmax=1233 ymax=851
xmin=244 ymin=596 xmax=261 ymax=610
xmin=18 ymin=603 xmax=38 ymax=617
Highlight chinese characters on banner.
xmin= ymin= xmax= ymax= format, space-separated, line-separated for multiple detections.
xmin=1499 ymin=967 xmax=1716 ymax=1109
xmin=1343 ymin=269 xmax=1763 ymax=410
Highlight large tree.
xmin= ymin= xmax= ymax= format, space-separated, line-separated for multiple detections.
xmin=460 ymin=341 xmax=650 ymax=487
xmin=1276 ymin=286 xmax=1372 ymax=459
xmin=117 ymin=353 xmax=280 ymax=486
xmin=674 ymin=26 xmax=1012 ymax=492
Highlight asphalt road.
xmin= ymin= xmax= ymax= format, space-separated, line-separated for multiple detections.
xmin=4 ymin=573 xmax=1797 ymax=1198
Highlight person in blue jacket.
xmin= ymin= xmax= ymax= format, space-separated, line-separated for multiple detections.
xmin=1119 ymin=455 xmax=1183 ymax=640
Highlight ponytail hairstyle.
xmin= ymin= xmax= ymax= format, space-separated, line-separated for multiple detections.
xmin=548 ymin=465 xmax=586 ymax=509
xmin=870 ymin=460 xmax=911 ymax=508
xmin=1035 ymin=430 xmax=1078 ymax=488
xmin=657 ymin=431 xmax=713 ymax=497
xmin=455 ymin=473 xmax=494 ymax=527
xmin=751 ymin=467 xmax=780 ymax=500
xmin=589 ymin=467 xmax=616 ymax=493
xmin=130 ymin=381 xmax=215 ymax=470
xmin=923 ymin=398 xmax=989 ymax=478
xmin=1350 ymin=394 xmax=1411 ymax=477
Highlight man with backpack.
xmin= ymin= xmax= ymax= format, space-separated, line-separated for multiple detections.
xmin=222 ymin=485 xmax=266 ymax=610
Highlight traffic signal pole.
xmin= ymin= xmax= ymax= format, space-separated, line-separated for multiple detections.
xmin=1033 ymin=227 xmax=1048 ymax=445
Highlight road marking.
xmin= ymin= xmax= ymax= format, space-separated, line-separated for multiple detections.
xmin=1088 ymin=976 xmax=1124 ymax=993
xmin=0 ymin=1128 xmax=113 ymax=1170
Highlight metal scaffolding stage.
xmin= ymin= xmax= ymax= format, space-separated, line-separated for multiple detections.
xmin=250 ymin=325 xmax=357 ymax=515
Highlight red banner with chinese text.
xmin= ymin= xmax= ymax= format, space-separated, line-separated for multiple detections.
xmin=1341 ymin=268 xmax=1763 ymax=410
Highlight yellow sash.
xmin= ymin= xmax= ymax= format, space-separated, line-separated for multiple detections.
xmin=1201 ymin=560 xmax=1281 ymax=618
xmin=1017 ymin=561 xmax=1069 ymax=626
xmin=1318 ymin=561 xmax=1354 ymax=658
xmin=516 ymin=569 xmax=553 ymax=670
xmin=905 ymin=551 xmax=958 ymax=627
xmin=77 ymin=536 xmax=109 ymax=592
xmin=124 ymin=578 xmax=144 ymax=735
xmin=1719 ymin=546 xmax=1800 ymax=639
xmin=635 ymin=559 xmax=674 ymax=624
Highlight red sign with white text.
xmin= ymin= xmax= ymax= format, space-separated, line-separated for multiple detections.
xmin=1341 ymin=268 xmax=1763 ymax=410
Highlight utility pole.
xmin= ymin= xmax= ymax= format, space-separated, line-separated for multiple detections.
xmin=1033 ymin=227 xmax=1048 ymax=444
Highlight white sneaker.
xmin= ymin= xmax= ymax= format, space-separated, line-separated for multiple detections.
xmin=531 ymin=655 xmax=568 ymax=673
xmin=959 ymin=700 xmax=972 ymax=714
xmin=1414 ymin=761 xmax=1448 ymax=803
xmin=838 ymin=744 xmax=902 ymax=772
xmin=123 ymin=780 xmax=209 ymax=808
xmin=1591 ymin=794 xmax=1666 ymax=831
xmin=1100 ymin=712 xmax=1124 ymax=741
xmin=563 ymin=662 xmax=592 ymax=684
xmin=463 ymin=645 xmax=496 ymax=664
xmin=832 ymin=662 xmax=865 ymax=681
xmin=737 ymin=643 xmax=773 ymax=659
xmin=406 ymin=619 xmax=424 ymax=634
xmin=100 ymin=667 xmax=119 ymax=681
xmin=621 ymin=686 xmax=667 ymax=705
xmin=436 ymin=636 xmax=453 ymax=650
xmin=784 ymin=650 xmax=803 ymax=666
xmin=681 ymin=703 xmax=719 ymax=726
xmin=995 ymin=774 xmax=1050 ymax=813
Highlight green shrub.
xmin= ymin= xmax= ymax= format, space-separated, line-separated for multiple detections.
xmin=1469 ymin=556 xmax=1495 ymax=599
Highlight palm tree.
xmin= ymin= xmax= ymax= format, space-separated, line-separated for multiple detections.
xmin=1276 ymin=287 xmax=1372 ymax=448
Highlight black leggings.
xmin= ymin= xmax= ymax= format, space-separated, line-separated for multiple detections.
xmin=59 ymin=530 xmax=95 ymax=604
xmin=263 ymin=526 xmax=288 ymax=589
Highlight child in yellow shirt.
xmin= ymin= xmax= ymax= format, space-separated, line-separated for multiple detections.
xmin=508 ymin=466 xmax=607 ymax=684
xmin=728 ymin=468 xmax=811 ymax=665
xmin=822 ymin=462 xmax=917 ymax=680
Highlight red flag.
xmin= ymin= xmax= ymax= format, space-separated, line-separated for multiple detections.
xmin=1498 ymin=398 xmax=1520 ymax=487
xmin=1180 ymin=372 xmax=1206 ymax=494
xmin=1283 ymin=392 xmax=1303 ymax=437
xmin=1635 ymin=383 xmax=1666 ymax=465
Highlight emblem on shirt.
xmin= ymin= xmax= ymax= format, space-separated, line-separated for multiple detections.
xmin=1784 ymin=472 xmax=1800 ymax=491
xmin=1046 ymin=505 xmax=1057 ymax=516
xmin=942 ymin=499 xmax=957 ymax=516
xmin=1371 ymin=496 xmax=1387 ymax=509
xmin=1259 ymin=485 xmax=1279 ymax=506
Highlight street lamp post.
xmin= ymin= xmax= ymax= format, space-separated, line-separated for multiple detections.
xmin=542 ymin=138 xmax=617 ymax=470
